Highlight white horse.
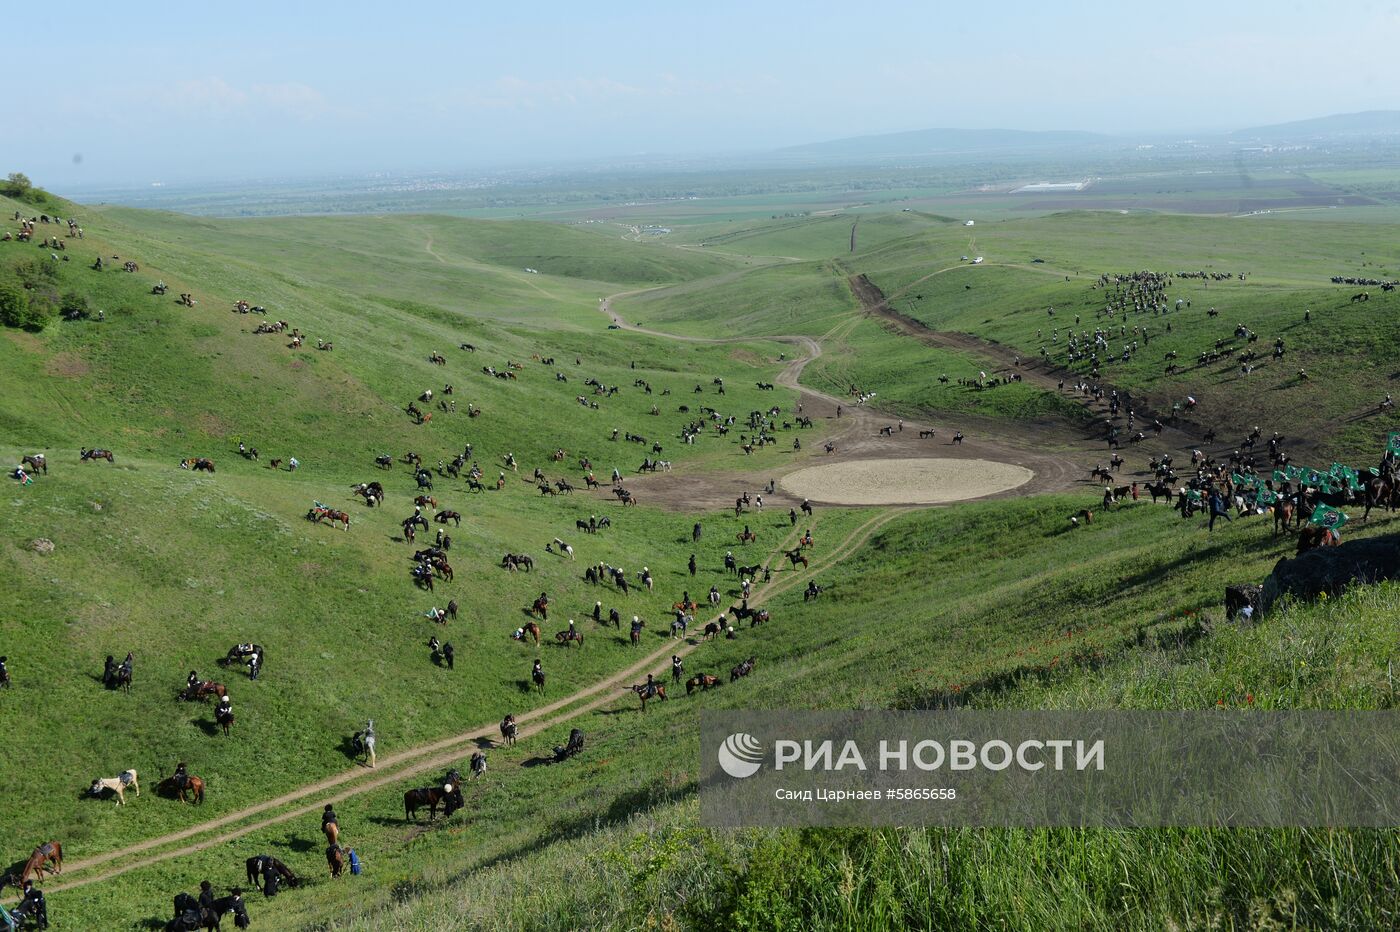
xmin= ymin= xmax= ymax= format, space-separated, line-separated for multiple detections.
xmin=89 ymin=769 xmax=139 ymax=805
xmin=551 ymin=538 xmax=575 ymax=560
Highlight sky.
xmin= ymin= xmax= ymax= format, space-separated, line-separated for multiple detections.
xmin=10 ymin=0 xmax=1400 ymax=188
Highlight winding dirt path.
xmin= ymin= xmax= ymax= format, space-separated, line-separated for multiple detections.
xmin=36 ymin=505 xmax=890 ymax=895
xmin=597 ymin=290 xmax=1087 ymax=509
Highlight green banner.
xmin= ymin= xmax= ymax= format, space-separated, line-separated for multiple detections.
xmin=1309 ymin=504 xmax=1349 ymax=530
xmin=1388 ymin=432 xmax=1400 ymax=454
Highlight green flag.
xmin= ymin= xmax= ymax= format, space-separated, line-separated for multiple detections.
xmin=1309 ymin=504 xmax=1349 ymax=531
xmin=1259 ymin=490 xmax=1277 ymax=505
xmin=1388 ymin=432 xmax=1400 ymax=454
xmin=1272 ymin=470 xmax=1288 ymax=484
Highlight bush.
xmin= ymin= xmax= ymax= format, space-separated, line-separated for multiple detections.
xmin=0 ymin=276 xmax=32 ymax=327
xmin=61 ymin=289 xmax=90 ymax=318
xmin=1 ymin=172 xmax=32 ymax=199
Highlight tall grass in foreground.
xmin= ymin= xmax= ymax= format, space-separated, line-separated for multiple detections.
xmin=326 ymin=582 xmax=1399 ymax=931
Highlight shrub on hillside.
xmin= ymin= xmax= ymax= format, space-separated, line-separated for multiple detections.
xmin=1 ymin=172 xmax=32 ymax=198
xmin=0 ymin=276 xmax=40 ymax=328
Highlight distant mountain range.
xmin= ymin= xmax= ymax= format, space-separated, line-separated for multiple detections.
xmin=1231 ymin=110 xmax=1400 ymax=139
xmin=776 ymin=127 xmax=1112 ymax=160
xmin=775 ymin=111 xmax=1400 ymax=161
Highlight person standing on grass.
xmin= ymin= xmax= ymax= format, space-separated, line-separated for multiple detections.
xmin=1208 ymin=490 xmax=1232 ymax=532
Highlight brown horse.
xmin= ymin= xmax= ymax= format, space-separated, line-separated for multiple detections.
xmin=786 ymin=549 xmax=808 ymax=568
xmin=686 ymin=673 xmax=720 ymax=695
xmin=555 ymin=629 xmax=584 ymax=648
xmin=180 ymin=681 xmax=227 ymax=702
xmin=626 ymin=683 xmax=667 ymax=711
xmin=80 ymin=447 xmax=114 ymax=462
xmin=519 ymin=622 xmax=541 ymax=646
xmin=730 ymin=657 xmax=757 ymax=682
xmin=1272 ymin=499 xmax=1295 ymax=535
xmin=435 ymin=510 xmax=462 ymax=526
xmin=20 ymin=842 xmax=62 ymax=884
xmin=404 ymin=786 xmax=449 ymax=821
xmin=160 ymin=774 xmax=206 ymax=804
xmin=326 ymin=845 xmax=345 ymax=878
xmin=414 ymin=495 xmax=437 ymax=509
xmin=736 ymin=530 xmax=757 ymax=544
xmin=499 ymin=714 xmax=518 ymax=746
xmin=1296 ymin=525 xmax=1341 ymax=555
xmin=21 ymin=454 xmax=45 ymax=474
xmin=531 ymin=595 xmax=549 ymax=620
xmin=307 ymin=507 xmax=351 ymax=531
xmin=323 ymin=820 xmax=339 ymax=847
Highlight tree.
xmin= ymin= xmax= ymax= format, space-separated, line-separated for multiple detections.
xmin=0 ymin=277 xmax=32 ymax=327
xmin=1 ymin=172 xmax=32 ymax=198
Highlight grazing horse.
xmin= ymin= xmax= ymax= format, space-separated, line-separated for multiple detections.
xmin=160 ymin=773 xmax=206 ymax=804
xmin=686 ymin=673 xmax=720 ymax=695
xmin=435 ymin=510 xmax=462 ymax=526
xmin=19 ymin=842 xmax=62 ymax=884
xmin=513 ymin=621 xmax=542 ymax=646
xmin=499 ymin=714 xmax=518 ymax=746
xmin=555 ymin=629 xmax=584 ymax=648
xmin=404 ymin=786 xmax=448 ymax=821
xmin=730 ymin=657 xmax=757 ymax=682
xmin=247 ymin=854 xmax=300 ymax=891
xmin=89 ymin=769 xmax=139 ymax=805
xmin=306 ymin=507 xmax=351 ymax=531
xmin=80 ymin=447 xmax=115 ymax=462
xmin=21 ymin=454 xmax=46 ymax=474
xmin=414 ymin=495 xmax=437 ymax=509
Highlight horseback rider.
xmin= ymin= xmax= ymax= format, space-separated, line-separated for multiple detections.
xmin=173 ymin=761 xmax=190 ymax=790
xmin=322 ymin=803 xmax=338 ymax=833
xmin=198 ymin=880 xmax=216 ymax=911
xmin=567 ymin=618 xmax=577 ymax=638
xmin=19 ymin=878 xmax=48 ymax=929
xmin=217 ymin=694 xmax=233 ymax=723
xmin=0 ymin=655 xmax=8 ymax=687
xmin=103 ymin=654 xmax=117 ymax=686
xmin=187 ymin=670 xmax=200 ymax=694
xmin=592 ymin=601 xmax=602 ymax=622
xmin=247 ymin=649 xmax=261 ymax=680
xmin=672 ymin=655 xmax=684 ymax=682
xmin=532 ymin=659 xmax=543 ymax=681
xmin=442 ymin=642 xmax=455 ymax=669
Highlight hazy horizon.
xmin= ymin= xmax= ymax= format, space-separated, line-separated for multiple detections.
xmin=13 ymin=0 xmax=1400 ymax=189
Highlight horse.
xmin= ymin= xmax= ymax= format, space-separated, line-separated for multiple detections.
xmin=730 ymin=657 xmax=757 ymax=682
xmin=626 ymin=682 xmax=667 ymax=711
xmin=786 ymin=549 xmax=808 ymax=568
xmin=471 ymin=750 xmax=487 ymax=779
xmin=1296 ymin=525 xmax=1341 ymax=555
xmin=736 ymin=530 xmax=757 ymax=544
xmin=221 ymin=644 xmax=264 ymax=668
xmin=80 ymin=447 xmax=115 ymax=462
xmin=89 ymin=769 xmax=139 ymax=805
xmin=555 ymin=629 xmax=584 ymax=648
xmin=514 ymin=622 xmax=542 ymax=646
xmin=180 ymin=680 xmax=227 ymax=703
xmin=804 ymin=582 xmax=824 ymax=602
xmin=531 ymin=594 xmax=549 ymax=619
xmin=435 ymin=510 xmax=462 ymax=526
xmin=414 ymin=495 xmax=437 ymax=509
xmin=215 ymin=702 xmax=236 ymax=737
xmin=18 ymin=842 xmax=62 ymax=885
xmin=375 ymin=454 xmax=393 ymax=469
xmin=20 ymin=454 xmax=46 ymax=474
xmin=467 ymin=478 xmax=486 ymax=493
xmin=1273 ymin=498 xmax=1296 ymax=535
xmin=404 ymin=786 xmax=448 ymax=821
xmin=500 ymin=714 xmax=518 ymax=746
xmin=630 ymin=620 xmax=646 ymax=646
xmin=160 ymin=774 xmax=206 ymax=804
xmin=326 ymin=845 xmax=345 ymax=878
xmin=686 ymin=673 xmax=720 ymax=695
xmin=747 ymin=609 xmax=771 ymax=628
xmin=532 ymin=664 xmax=546 ymax=693
xmin=307 ymin=508 xmax=351 ymax=531
xmin=246 ymin=854 xmax=300 ymax=891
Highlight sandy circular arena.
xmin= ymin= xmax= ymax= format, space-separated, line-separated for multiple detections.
xmin=779 ymin=457 xmax=1034 ymax=506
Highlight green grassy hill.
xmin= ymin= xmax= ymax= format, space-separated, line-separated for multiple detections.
xmin=2 ymin=188 xmax=1397 ymax=930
